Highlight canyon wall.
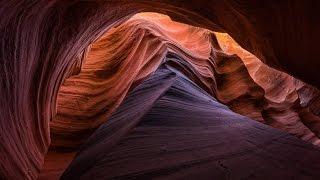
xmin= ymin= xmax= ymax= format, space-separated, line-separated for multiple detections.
xmin=62 ymin=58 xmax=320 ymax=179
xmin=1 ymin=1 xmax=320 ymax=179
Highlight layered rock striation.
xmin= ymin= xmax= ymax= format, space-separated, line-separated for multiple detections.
xmin=62 ymin=59 xmax=320 ymax=179
xmin=1 ymin=1 xmax=320 ymax=179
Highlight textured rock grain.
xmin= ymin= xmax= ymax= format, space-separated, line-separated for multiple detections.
xmin=1 ymin=1 xmax=320 ymax=179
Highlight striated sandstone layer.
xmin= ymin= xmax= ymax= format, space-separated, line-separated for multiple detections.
xmin=215 ymin=33 xmax=320 ymax=145
xmin=62 ymin=61 xmax=320 ymax=179
xmin=51 ymin=13 xmax=212 ymax=149
xmin=42 ymin=13 xmax=320 ymax=179
xmin=1 ymin=1 xmax=320 ymax=179
xmin=52 ymin=14 xmax=320 ymax=151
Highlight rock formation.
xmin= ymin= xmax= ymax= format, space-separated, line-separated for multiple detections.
xmin=1 ymin=1 xmax=320 ymax=179
xmin=62 ymin=59 xmax=320 ymax=179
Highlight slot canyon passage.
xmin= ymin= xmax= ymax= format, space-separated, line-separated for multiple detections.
xmin=2 ymin=1 xmax=320 ymax=180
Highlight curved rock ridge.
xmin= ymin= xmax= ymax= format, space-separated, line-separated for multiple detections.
xmin=51 ymin=13 xmax=213 ymax=149
xmin=1 ymin=1 xmax=320 ymax=179
xmin=52 ymin=13 xmax=320 ymax=151
xmin=61 ymin=59 xmax=320 ymax=179
xmin=40 ymin=13 xmax=320 ymax=179
xmin=215 ymin=33 xmax=320 ymax=145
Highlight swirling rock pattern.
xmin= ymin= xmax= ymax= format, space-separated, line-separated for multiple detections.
xmin=52 ymin=14 xmax=320 ymax=151
xmin=215 ymin=33 xmax=320 ymax=145
xmin=1 ymin=1 xmax=320 ymax=179
xmin=43 ymin=13 xmax=320 ymax=179
xmin=51 ymin=13 xmax=212 ymax=149
xmin=62 ymin=61 xmax=320 ymax=179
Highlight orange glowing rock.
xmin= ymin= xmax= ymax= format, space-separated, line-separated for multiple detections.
xmin=1 ymin=1 xmax=320 ymax=179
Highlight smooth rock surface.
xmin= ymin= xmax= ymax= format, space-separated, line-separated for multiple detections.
xmin=1 ymin=1 xmax=320 ymax=179
xmin=62 ymin=60 xmax=320 ymax=179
